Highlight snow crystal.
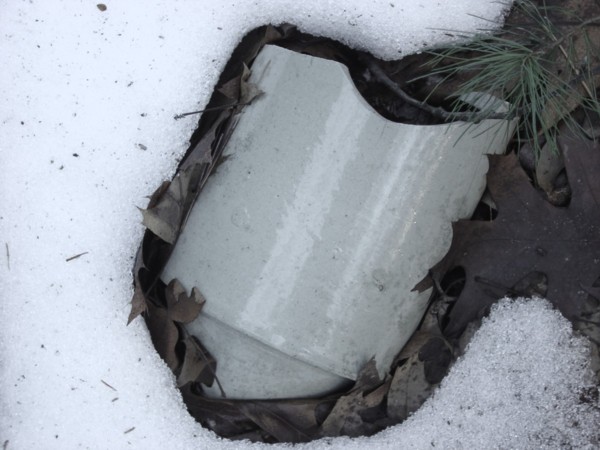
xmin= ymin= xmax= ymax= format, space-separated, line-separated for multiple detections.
xmin=4 ymin=1 xmax=597 ymax=449
xmin=383 ymin=298 xmax=600 ymax=449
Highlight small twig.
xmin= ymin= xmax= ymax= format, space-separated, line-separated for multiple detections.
xmin=5 ymin=243 xmax=9 ymax=271
xmin=174 ymin=101 xmax=251 ymax=120
xmin=430 ymin=271 xmax=456 ymax=304
xmin=577 ymin=318 xmax=600 ymax=326
xmin=365 ymin=58 xmax=512 ymax=122
xmin=65 ymin=251 xmax=88 ymax=262
xmin=566 ymin=64 xmax=600 ymax=90
xmin=556 ymin=42 xmax=594 ymax=99
xmin=579 ymin=283 xmax=600 ymax=301
xmin=123 ymin=427 xmax=135 ymax=434
xmin=534 ymin=14 xmax=600 ymax=57
xmin=474 ymin=276 xmax=524 ymax=297
xmin=100 ymin=379 xmax=117 ymax=391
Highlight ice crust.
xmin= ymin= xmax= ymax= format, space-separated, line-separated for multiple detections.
xmin=2 ymin=1 xmax=598 ymax=449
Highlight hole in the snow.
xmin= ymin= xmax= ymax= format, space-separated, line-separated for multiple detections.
xmin=130 ymin=24 xmax=515 ymax=443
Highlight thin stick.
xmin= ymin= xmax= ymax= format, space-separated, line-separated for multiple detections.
xmin=174 ymin=99 xmax=259 ymax=120
xmin=174 ymin=101 xmax=248 ymax=120
xmin=365 ymin=59 xmax=511 ymax=122
xmin=66 ymin=251 xmax=88 ymax=262
xmin=196 ymin=340 xmax=227 ymax=398
xmin=5 ymin=243 xmax=9 ymax=270
xmin=101 ymin=379 xmax=117 ymax=391
xmin=557 ymin=43 xmax=594 ymax=98
xmin=474 ymin=276 xmax=521 ymax=296
xmin=534 ymin=15 xmax=600 ymax=57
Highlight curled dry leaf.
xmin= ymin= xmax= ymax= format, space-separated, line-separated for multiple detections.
xmin=238 ymin=401 xmax=320 ymax=443
xmin=388 ymin=353 xmax=433 ymax=421
xmin=139 ymin=166 xmax=202 ymax=244
xmin=239 ymin=63 xmax=264 ymax=105
xmin=320 ymin=358 xmax=385 ymax=437
xmin=145 ymin=303 xmax=179 ymax=370
xmin=387 ymin=334 xmax=452 ymax=421
xmin=144 ymin=280 xmax=205 ymax=371
xmin=164 ymin=279 xmax=205 ymax=324
xmin=180 ymin=383 xmax=333 ymax=443
xmin=218 ymin=76 xmax=241 ymax=101
xmin=127 ymin=284 xmax=147 ymax=325
xmin=177 ymin=334 xmax=217 ymax=388
xmin=418 ymin=336 xmax=453 ymax=385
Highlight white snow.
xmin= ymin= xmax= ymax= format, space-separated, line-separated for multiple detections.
xmin=1 ymin=0 xmax=598 ymax=449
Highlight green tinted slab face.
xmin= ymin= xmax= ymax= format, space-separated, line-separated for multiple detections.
xmin=162 ymin=45 xmax=514 ymax=399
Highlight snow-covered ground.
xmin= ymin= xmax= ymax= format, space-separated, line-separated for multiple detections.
xmin=1 ymin=1 xmax=598 ymax=449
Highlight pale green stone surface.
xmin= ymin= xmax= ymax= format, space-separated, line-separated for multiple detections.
xmin=163 ymin=45 xmax=514 ymax=399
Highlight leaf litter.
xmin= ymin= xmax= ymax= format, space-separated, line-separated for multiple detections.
xmin=129 ymin=16 xmax=600 ymax=444
xmin=419 ymin=129 xmax=600 ymax=348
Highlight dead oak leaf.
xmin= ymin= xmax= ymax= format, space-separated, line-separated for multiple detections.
xmin=426 ymin=134 xmax=600 ymax=338
xmin=165 ymin=279 xmax=205 ymax=324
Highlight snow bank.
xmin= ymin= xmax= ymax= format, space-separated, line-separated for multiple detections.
xmin=382 ymin=299 xmax=599 ymax=449
xmin=4 ymin=1 xmax=597 ymax=449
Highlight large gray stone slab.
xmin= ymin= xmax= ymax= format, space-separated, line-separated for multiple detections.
xmin=162 ymin=45 xmax=514 ymax=399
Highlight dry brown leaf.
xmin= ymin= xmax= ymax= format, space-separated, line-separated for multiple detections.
xmin=165 ymin=279 xmax=205 ymax=324
xmin=387 ymin=335 xmax=451 ymax=421
xmin=177 ymin=335 xmax=217 ymax=387
xmin=179 ymin=385 xmax=258 ymax=438
xmin=145 ymin=303 xmax=179 ymax=370
xmin=142 ymin=280 xmax=205 ymax=370
xmin=127 ymin=284 xmax=147 ymax=325
xmin=320 ymin=359 xmax=384 ymax=437
xmin=388 ymin=353 xmax=431 ymax=421
xmin=139 ymin=170 xmax=191 ymax=244
xmin=239 ymin=63 xmax=264 ymax=105
xmin=238 ymin=402 xmax=319 ymax=443
xmin=218 ymin=76 xmax=241 ymax=100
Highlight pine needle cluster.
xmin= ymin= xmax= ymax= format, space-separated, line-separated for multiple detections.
xmin=424 ymin=0 xmax=600 ymax=155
